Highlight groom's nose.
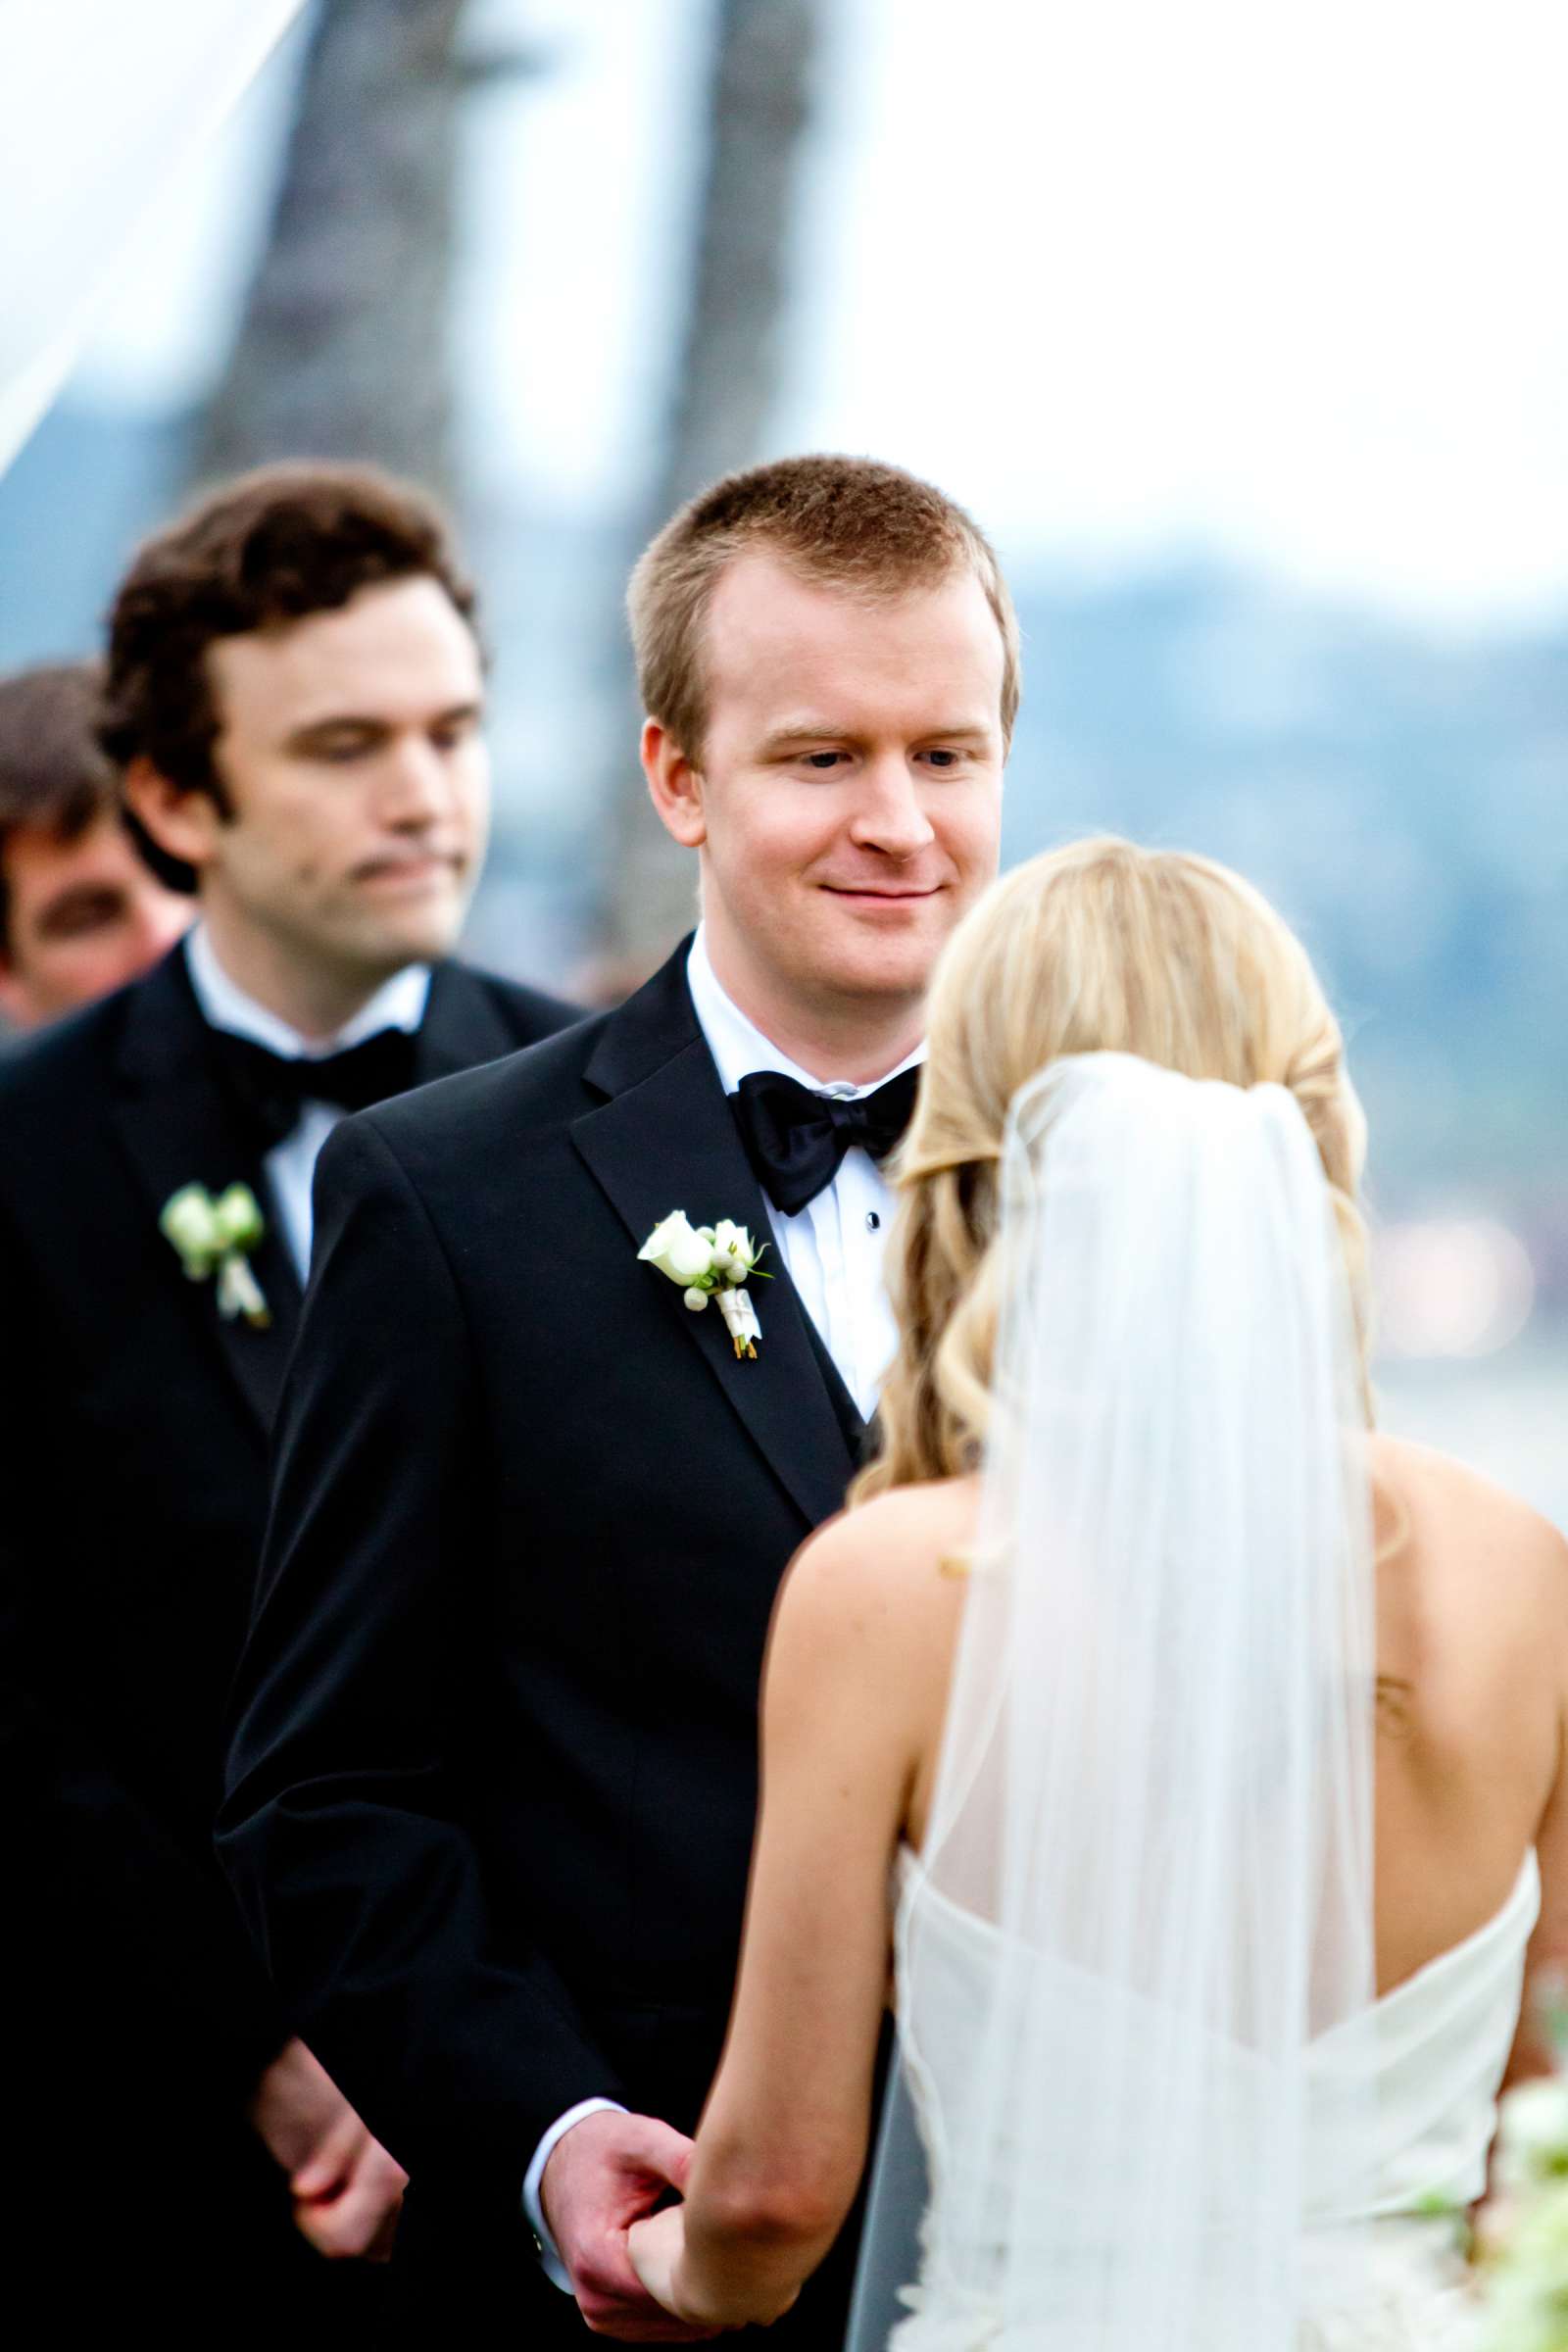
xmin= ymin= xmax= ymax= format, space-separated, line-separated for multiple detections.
xmin=847 ymin=754 xmax=938 ymax=859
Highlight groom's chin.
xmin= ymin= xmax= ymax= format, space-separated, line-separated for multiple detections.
xmin=808 ymin=894 xmax=959 ymax=996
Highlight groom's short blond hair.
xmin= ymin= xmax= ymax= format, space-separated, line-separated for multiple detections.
xmin=628 ymin=454 xmax=1020 ymax=763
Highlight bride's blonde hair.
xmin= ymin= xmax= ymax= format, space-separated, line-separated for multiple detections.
xmin=855 ymin=836 xmax=1371 ymax=1503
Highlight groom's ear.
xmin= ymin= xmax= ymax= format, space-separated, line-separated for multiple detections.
xmin=641 ymin=717 xmax=707 ymax=850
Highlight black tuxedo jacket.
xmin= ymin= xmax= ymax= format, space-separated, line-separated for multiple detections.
xmin=0 ymin=943 xmax=576 ymax=2295
xmin=220 ymin=939 xmax=870 ymax=2329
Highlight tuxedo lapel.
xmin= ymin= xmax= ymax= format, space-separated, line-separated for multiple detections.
xmin=572 ymin=946 xmax=858 ymax=1532
xmin=110 ymin=952 xmax=303 ymax=1438
xmin=800 ymin=1310 xmax=868 ymax=1466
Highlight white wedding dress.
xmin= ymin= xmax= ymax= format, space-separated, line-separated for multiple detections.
xmin=887 ymin=1843 xmax=1539 ymax=2350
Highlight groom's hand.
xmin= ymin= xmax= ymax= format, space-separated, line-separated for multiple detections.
xmin=542 ymin=2109 xmax=721 ymax=2340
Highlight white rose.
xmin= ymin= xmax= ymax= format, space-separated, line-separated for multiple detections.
xmin=213 ymin=1182 xmax=265 ymax=1251
xmin=637 ymin=1209 xmax=716 ymax=1288
xmin=711 ymin=1222 xmax=758 ymax=1284
xmin=1495 ymin=2079 xmax=1568 ymax=2196
xmin=1481 ymin=2178 xmax=1568 ymax=2352
xmin=160 ymin=1184 xmax=220 ymax=1264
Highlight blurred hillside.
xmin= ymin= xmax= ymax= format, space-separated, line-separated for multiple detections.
xmin=1002 ymin=568 xmax=1568 ymax=1207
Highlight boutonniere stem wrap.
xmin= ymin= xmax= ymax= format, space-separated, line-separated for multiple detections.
xmin=160 ymin=1182 xmax=271 ymax=1328
xmin=638 ymin=1210 xmax=770 ymax=1359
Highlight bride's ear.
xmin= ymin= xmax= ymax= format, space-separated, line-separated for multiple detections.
xmin=642 ymin=718 xmax=707 ymax=850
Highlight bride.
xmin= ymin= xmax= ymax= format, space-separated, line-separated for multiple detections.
xmin=627 ymin=835 xmax=1567 ymax=2347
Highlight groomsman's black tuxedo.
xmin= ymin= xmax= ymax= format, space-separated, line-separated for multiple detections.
xmin=220 ymin=939 xmax=872 ymax=2343
xmin=0 ymin=942 xmax=575 ymax=2314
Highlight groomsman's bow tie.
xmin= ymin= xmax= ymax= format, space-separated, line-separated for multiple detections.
xmin=732 ymin=1065 xmax=921 ymax=1217
xmin=213 ymin=1026 xmax=419 ymax=1148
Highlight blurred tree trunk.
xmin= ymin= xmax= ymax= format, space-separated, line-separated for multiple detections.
xmin=656 ymin=0 xmax=822 ymax=514
xmin=600 ymin=0 xmax=822 ymax=977
xmin=195 ymin=0 xmax=472 ymax=497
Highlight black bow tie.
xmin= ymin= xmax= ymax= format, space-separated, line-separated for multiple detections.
xmin=732 ymin=1065 xmax=921 ymax=1218
xmin=213 ymin=1026 xmax=420 ymax=1150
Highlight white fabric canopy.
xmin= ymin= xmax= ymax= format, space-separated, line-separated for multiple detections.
xmin=0 ymin=0 xmax=307 ymax=475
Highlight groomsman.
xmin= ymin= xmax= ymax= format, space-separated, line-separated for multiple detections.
xmin=0 ymin=464 xmax=576 ymax=2319
xmin=0 ymin=660 xmax=190 ymax=1028
xmin=220 ymin=455 xmax=1018 ymax=2342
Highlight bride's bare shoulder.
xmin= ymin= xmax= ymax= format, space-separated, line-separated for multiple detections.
xmin=770 ymin=1479 xmax=980 ymax=1651
xmin=1371 ymin=1431 xmax=1567 ymax=1574
xmin=790 ymin=1478 xmax=980 ymax=1582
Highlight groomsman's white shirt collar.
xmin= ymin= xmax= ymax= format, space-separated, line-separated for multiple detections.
xmin=184 ymin=922 xmax=430 ymax=1282
xmin=521 ymin=924 xmax=922 ymax=2290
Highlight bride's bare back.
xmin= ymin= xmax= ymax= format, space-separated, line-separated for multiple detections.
xmin=1369 ymin=1436 xmax=1567 ymax=2018
xmin=879 ymin=1436 xmax=1568 ymax=2028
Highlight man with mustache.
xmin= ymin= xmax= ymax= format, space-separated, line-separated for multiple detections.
xmin=220 ymin=454 xmax=1017 ymax=2342
xmin=0 ymin=464 xmax=575 ymax=2321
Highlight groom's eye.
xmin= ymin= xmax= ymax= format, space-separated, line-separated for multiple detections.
xmin=923 ymin=748 xmax=962 ymax=768
xmin=803 ymin=751 xmax=848 ymax=770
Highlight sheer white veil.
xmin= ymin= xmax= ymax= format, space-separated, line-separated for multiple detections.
xmin=850 ymin=1050 xmax=1378 ymax=2349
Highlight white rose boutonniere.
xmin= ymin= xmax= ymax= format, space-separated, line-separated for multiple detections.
xmin=637 ymin=1209 xmax=770 ymax=1359
xmin=160 ymin=1181 xmax=271 ymax=1328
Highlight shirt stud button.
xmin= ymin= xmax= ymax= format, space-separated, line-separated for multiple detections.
xmin=866 ymin=1210 xmax=881 ymax=1231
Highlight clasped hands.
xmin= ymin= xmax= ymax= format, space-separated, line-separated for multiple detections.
xmin=544 ymin=2107 xmax=794 ymax=2339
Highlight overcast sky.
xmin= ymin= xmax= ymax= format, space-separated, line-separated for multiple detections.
xmin=74 ymin=0 xmax=1568 ymax=629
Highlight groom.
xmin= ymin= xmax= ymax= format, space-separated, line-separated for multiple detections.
xmin=220 ymin=454 xmax=1017 ymax=2340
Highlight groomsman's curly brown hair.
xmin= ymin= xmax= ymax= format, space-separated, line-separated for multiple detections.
xmin=629 ymin=453 xmax=1020 ymax=765
xmin=101 ymin=463 xmax=478 ymax=891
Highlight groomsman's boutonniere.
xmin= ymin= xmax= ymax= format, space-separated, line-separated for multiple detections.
xmin=160 ymin=1183 xmax=271 ymax=1328
xmin=638 ymin=1210 xmax=769 ymax=1359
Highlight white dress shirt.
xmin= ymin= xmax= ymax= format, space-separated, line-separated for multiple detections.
xmin=522 ymin=926 xmax=923 ymax=2285
xmin=184 ymin=923 xmax=430 ymax=1282
xmin=685 ymin=924 xmax=918 ymax=1421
